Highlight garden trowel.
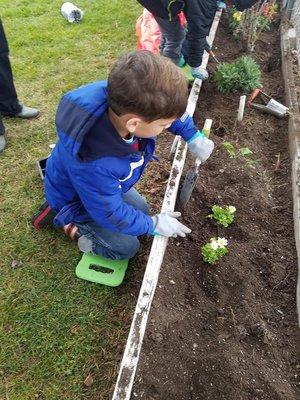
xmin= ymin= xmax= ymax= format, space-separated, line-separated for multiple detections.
xmin=247 ymin=88 xmax=289 ymax=118
xmin=180 ymin=119 xmax=212 ymax=208
xmin=209 ymin=50 xmax=220 ymax=65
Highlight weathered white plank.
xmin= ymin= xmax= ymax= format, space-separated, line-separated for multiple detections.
xmin=112 ymin=10 xmax=222 ymax=400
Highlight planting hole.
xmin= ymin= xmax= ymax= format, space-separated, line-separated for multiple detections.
xmin=215 ymin=126 xmax=226 ymax=137
xmin=89 ymin=264 xmax=114 ymax=274
xmin=266 ymin=56 xmax=280 ymax=72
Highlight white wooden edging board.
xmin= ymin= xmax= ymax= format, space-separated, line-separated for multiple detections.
xmin=112 ymin=10 xmax=222 ymax=400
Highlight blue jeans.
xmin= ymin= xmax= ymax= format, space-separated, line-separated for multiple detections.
xmin=154 ymin=15 xmax=185 ymax=65
xmin=75 ymin=188 xmax=149 ymax=260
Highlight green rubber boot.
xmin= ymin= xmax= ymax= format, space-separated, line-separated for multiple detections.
xmin=76 ymin=253 xmax=129 ymax=287
xmin=180 ymin=64 xmax=194 ymax=82
xmin=178 ymin=55 xmax=186 ymax=68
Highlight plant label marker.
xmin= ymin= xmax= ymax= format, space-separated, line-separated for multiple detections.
xmin=237 ymin=95 xmax=246 ymax=122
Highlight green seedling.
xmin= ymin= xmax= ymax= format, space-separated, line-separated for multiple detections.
xmin=245 ymin=158 xmax=260 ymax=169
xmin=239 ymin=147 xmax=253 ymax=156
xmin=222 ymin=141 xmax=236 ymax=157
xmin=208 ymin=205 xmax=236 ymax=227
xmin=222 ymin=141 xmax=259 ymax=169
xmin=257 ymin=15 xmax=272 ymax=31
xmin=222 ymin=141 xmax=253 ymax=158
xmin=214 ymin=55 xmax=261 ymax=94
xmin=201 ymin=237 xmax=228 ymax=265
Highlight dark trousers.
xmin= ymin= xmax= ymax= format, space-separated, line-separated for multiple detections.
xmin=154 ymin=15 xmax=185 ymax=66
xmin=0 ymin=19 xmax=21 ymax=135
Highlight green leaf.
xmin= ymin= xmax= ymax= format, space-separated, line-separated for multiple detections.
xmin=222 ymin=141 xmax=236 ymax=157
xmin=239 ymin=147 xmax=253 ymax=156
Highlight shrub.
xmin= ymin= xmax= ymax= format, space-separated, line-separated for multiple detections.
xmin=214 ymin=55 xmax=261 ymax=93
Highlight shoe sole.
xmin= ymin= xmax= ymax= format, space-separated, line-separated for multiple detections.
xmin=32 ymin=204 xmax=53 ymax=230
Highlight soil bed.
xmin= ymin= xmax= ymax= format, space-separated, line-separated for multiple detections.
xmin=131 ymin=15 xmax=299 ymax=400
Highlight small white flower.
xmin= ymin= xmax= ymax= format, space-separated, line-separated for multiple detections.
xmin=217 ymin=237 xmax=228 ymax=248
xmin=210 ymin=238 xmax=219 ymax=250
xmin=228 ymin=206 xmax=236 ymax=214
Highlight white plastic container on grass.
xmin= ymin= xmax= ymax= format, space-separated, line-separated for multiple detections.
xmin=61 ymin=2 xmax=84 ymax=23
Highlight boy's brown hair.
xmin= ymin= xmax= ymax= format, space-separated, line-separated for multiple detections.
xmin=107 ymin=50 xmax=188 ymax=122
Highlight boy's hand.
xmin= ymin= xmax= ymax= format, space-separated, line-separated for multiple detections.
xmin=191 ymin=66 xmax=208 ymax=81
xmin=187 ymin=131 xmax=214 ymax=162
xmin=151 ymin=212 xmax=191 ymax=238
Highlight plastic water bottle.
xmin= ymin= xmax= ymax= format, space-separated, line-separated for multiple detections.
xmin=61 ymin=2 xmax=84 ymax=23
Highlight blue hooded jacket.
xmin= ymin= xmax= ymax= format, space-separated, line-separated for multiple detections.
xmin=45 ymin=81 xmax=198 ymax=236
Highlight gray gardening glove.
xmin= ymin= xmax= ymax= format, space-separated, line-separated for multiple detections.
xmin=187 ymin=131 xmax=214 ymax=162
xmin=191 ymin=66 xmax=209 ymax=81
xmin=151 ymin=212 xmax=191 ymax=238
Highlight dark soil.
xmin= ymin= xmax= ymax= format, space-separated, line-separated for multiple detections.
xmin=131 ymin=15 xmax=300 ymax=400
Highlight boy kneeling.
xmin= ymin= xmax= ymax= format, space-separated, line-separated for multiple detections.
xmin=33 ymin=51 xmax=213 ymax=260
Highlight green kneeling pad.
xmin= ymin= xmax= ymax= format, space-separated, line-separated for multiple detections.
xmin=76 ymin=253 xmax=129 ymax=287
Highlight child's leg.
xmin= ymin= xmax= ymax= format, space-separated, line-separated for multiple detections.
xmin=160 ymin=32 xmax=167 ymax=54
xmin=122 ymin=187 xmax=149 ymax=215
xmin=76 ymin=187 xmax=149 ymax=260
xmin=153 ymin=15 xmax=185 ymax=65
xmin=76 ymin=223 xmax=140 ymax=260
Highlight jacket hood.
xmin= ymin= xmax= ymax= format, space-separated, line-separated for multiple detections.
xmin=55 ymin=80 xmax=110 ymax=159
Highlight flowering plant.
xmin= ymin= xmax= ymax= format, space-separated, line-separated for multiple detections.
xmin=201 ymin=237 xmax=228 ymax=265
xmin=228 ymin=2 xmax=278 ymax=47
xmin=261 ymin=3 xmax=279 ymax=21
xmin=233 ymin=11 xmax=242 ymax=22
xmin=208 ymin=205 xmax=236 ymax=227
xmin=228 ymin=7 xmax=242 ymax=33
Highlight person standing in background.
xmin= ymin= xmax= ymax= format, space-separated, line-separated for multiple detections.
xmin=0 ymin=19 xmax=39 ymax=153
xmin=136 ymin=1 xmax=259 ymax=80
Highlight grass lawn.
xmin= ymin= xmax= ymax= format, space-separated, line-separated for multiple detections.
xmin=0 ymin=1 xmax=142 ymax=398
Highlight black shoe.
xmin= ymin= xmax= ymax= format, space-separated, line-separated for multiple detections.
xmin=32 ymin=201 xmax=56 ymax=230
